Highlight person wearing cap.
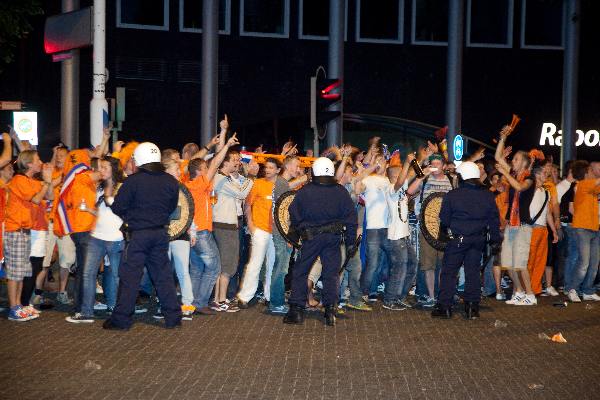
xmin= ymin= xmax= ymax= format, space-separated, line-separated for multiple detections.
xmin=431 ymin=161 xmax=501 ymax=319
xmin=284 ymin=157 xmax=357 ymax=326
xmin=103 ymin=142 xmax=181 ymax=330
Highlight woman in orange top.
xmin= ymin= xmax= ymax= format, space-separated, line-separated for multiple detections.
xmin=20 ymin=197 xmax=50 ymax=315
xmin=3 ymin=150 xmax=53 ymax=321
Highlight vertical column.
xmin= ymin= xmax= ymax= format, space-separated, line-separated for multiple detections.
xmin=327 ymin=0 xmax=345 ymax=147
xmin=445 ymin=0 xmax=464 ymax=162
xmin=201 ymin=0 xmax=219 ymax=146
xmin=61 ymin=0 xmax=80 ymax=149
xmin=561 ymin=0 xmax=580 ymax=169
xmin=90 ymin=0 xmax=108 ymax=147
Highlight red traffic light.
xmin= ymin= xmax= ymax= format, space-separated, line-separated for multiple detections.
xmin=320 ymin=80 xmax=341 ymax=100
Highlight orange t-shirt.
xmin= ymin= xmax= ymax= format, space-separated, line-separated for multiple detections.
xmin=572 ymin=179 xmax=600 ymax=231
xmin=64 ymin=171 xmax=97 ymax=233
xmin=31 ymin=200 xmax=49 ymax=231
xmin=4 ymin=174 xmax=43 ymax=231
xmin=246 ymin=178 xmax=274 ymax=233
xmin=186 ymin=174 xmax=213 ymax=232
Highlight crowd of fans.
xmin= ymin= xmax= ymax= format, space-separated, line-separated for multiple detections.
xmin=1 ymin=116 xmax=599 ymax=323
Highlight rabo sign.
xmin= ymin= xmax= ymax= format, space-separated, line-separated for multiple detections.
xmin=540 ymin=122 xmax=600 ymax=147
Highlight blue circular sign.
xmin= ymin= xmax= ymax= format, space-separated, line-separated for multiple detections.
xmin=453 ymin=134 xmax=464 ymax=161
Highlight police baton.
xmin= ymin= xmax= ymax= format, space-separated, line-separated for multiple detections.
xmin=339 ymin=234 xmax=362 ymax=275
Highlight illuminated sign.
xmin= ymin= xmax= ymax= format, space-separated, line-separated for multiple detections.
xmin=540 ymin=122 xmax=600 ymax=147
xmin=13 ymin=112 xmax=39 ymax=146
xmin=453 ymin=134 xmax=464 ymax=161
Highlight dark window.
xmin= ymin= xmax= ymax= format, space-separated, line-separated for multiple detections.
xmin=243 ymin=0 xmax=287 ymax=35
xmin=359 ymin=0 xmax=401 ymax=41
xmin=523 ymin=0 xmax=563 ymax=47
xmin=182 ymin=0 xmax=228 ymax=31
xmin=469 ymin=0 xmax=511 ymax=45
xmin=301 ymin=0 xmax=329 ymax=37
xmin=414 ymin=0 xmax=448 ymax=43
xmin=120 ymin=0 xmax=166 ymax=26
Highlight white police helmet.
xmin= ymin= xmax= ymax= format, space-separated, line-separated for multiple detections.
xmin=456 ymin=161 xmax=480 ymax=180
xmin=133 ymin=142 xmax=161 ymax=167
xmin=312 ymin=157 xmax=335 ymax=177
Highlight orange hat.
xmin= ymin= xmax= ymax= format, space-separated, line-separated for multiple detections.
xmin=114 ymin=141 xmax=139 ymax=169
xmin=63 ymin=149 xmax=91 ymax=175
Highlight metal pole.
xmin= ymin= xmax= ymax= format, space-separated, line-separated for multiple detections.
xmin=201 ymin=0 xmax=219 ymax=146
xmin=326 ymin=0 xmax=345 ymax=147
xmin=445 ymin=0 xmax=464 ymax=162
xmin=61 ymin=0 xmax=80 ymax=149
xmin=561 ymin=0 xmax=580 ymax=170
xmin=90 ymin=0 xmax=107 ymax=147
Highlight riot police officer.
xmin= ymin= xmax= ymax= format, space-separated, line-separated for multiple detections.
xmin=284 ymin=157 xmax=357 ymax=326
xmin=431 ymin=161 xmax=501 ymax=320
xmin=103 ymin=142 xmax=181 ymax=330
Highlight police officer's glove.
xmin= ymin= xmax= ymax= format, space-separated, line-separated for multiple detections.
xmin=490 ymin=242 xmax=502 ymax=255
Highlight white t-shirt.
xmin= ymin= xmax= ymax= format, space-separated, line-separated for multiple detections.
xmin=362 ymin=175 xmax=391 ymax=229
xmin=92 ymin=190 xmax=124 ymax=241
xmin=556 ymin=179 xmax=571 ymax=203
xmin=529 ymin=188 xmax=549 ymax=226
xmin=386 ymin=183 xmax=410 ymax=240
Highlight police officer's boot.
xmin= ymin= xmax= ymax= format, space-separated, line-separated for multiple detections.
xmin=324 ymin=305 xmax=336 ymax=326
xmin=431 ymin=303 xmax=452 ymax=319
xmin=464 ymin=302 xmax=480 ymax=320
xmin=283 ymin=304 xmax=305 ymax=325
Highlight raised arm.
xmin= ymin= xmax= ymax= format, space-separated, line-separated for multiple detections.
xmin=494 ymin=125 xmax=512 ymax=171
xmin=0 ymin=132 xmax=12 ymax=168
xmin=91 ymin=128 xmax=111 ymax=158
xmin=394 ymin=152 xmax=415 ymax=192
xmin=496 ymin=164 xmax=533 ymax=192
xmin=206 ymin=133 xmax=240 ymax=182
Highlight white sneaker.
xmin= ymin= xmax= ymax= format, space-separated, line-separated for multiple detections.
xmin=515 ymin=294 xmax=537 ymax=306
xmin=506 ymin=292 xmax=525 ymax=305
xmin=582 ymin=293 xmax=600 ymax=302
xmin=495 ymin=292 xmax=506 ymax=301
xmin=567 ymin=289 xmax=581 ymax=303
xmin=546 ymin=286 xmax=559 ymax=297
xmin=93 ymin=302 xmax=108 ymax=310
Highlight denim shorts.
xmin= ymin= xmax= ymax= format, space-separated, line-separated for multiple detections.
xmin=500 ymin=225 xmax=533 ymax=270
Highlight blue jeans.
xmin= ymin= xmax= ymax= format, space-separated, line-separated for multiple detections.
xmin=342 ymin=243 xmax=363 ymax=305
xmin=169 ymin=240 xmax=194 ymax=306
xmin=568 ymin=228 xmax=600 ymax=295
xmin=189 ymin=230 xmax=221 ymax=308
xmin=383 ymin=237 xmax=409 ymax=303
xmin=482 ymin=253 xmax=496 ymax=296
xmin=270 ymin=235 xmax=292 ymax=308
xmin=81 ymin=237 xmax=124 ymax=316
xmin=71 ymin=232 xmax=90 ymax=313
xmin=399 ymin=242 xmax=417 ymax=300
xmin=362 ymin=228 xmax=408 ymax=301
xmin=562 ymin=226 xmax=580 ymax=290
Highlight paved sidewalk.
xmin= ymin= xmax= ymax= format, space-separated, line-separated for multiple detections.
xmin=1 ymin=296 xmax=600 ymax=400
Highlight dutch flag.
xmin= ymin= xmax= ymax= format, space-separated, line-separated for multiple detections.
xmin=240 ymin=151 xmax=253 ymax=163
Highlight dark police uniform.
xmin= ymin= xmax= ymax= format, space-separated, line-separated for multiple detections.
xmin=434 ymin=181 xmax=501 ymax=318
xmin=284 ymin=177 xmax=357 ymax=325
xmin=104 ymin=167 xmax=181 ymax=329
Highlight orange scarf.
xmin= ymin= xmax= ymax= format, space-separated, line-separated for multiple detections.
xmin=509 ymin=170 xmax=530 ymax=227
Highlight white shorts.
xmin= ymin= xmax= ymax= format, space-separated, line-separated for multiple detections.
xmin=30 ymin=230 xmax=48 ymax=258
xmin=43 ymin=223 xmax=76 ymax=269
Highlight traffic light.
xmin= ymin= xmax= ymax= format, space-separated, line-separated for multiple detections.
xmin=310 ymin=76 xmax=342 ymax=129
